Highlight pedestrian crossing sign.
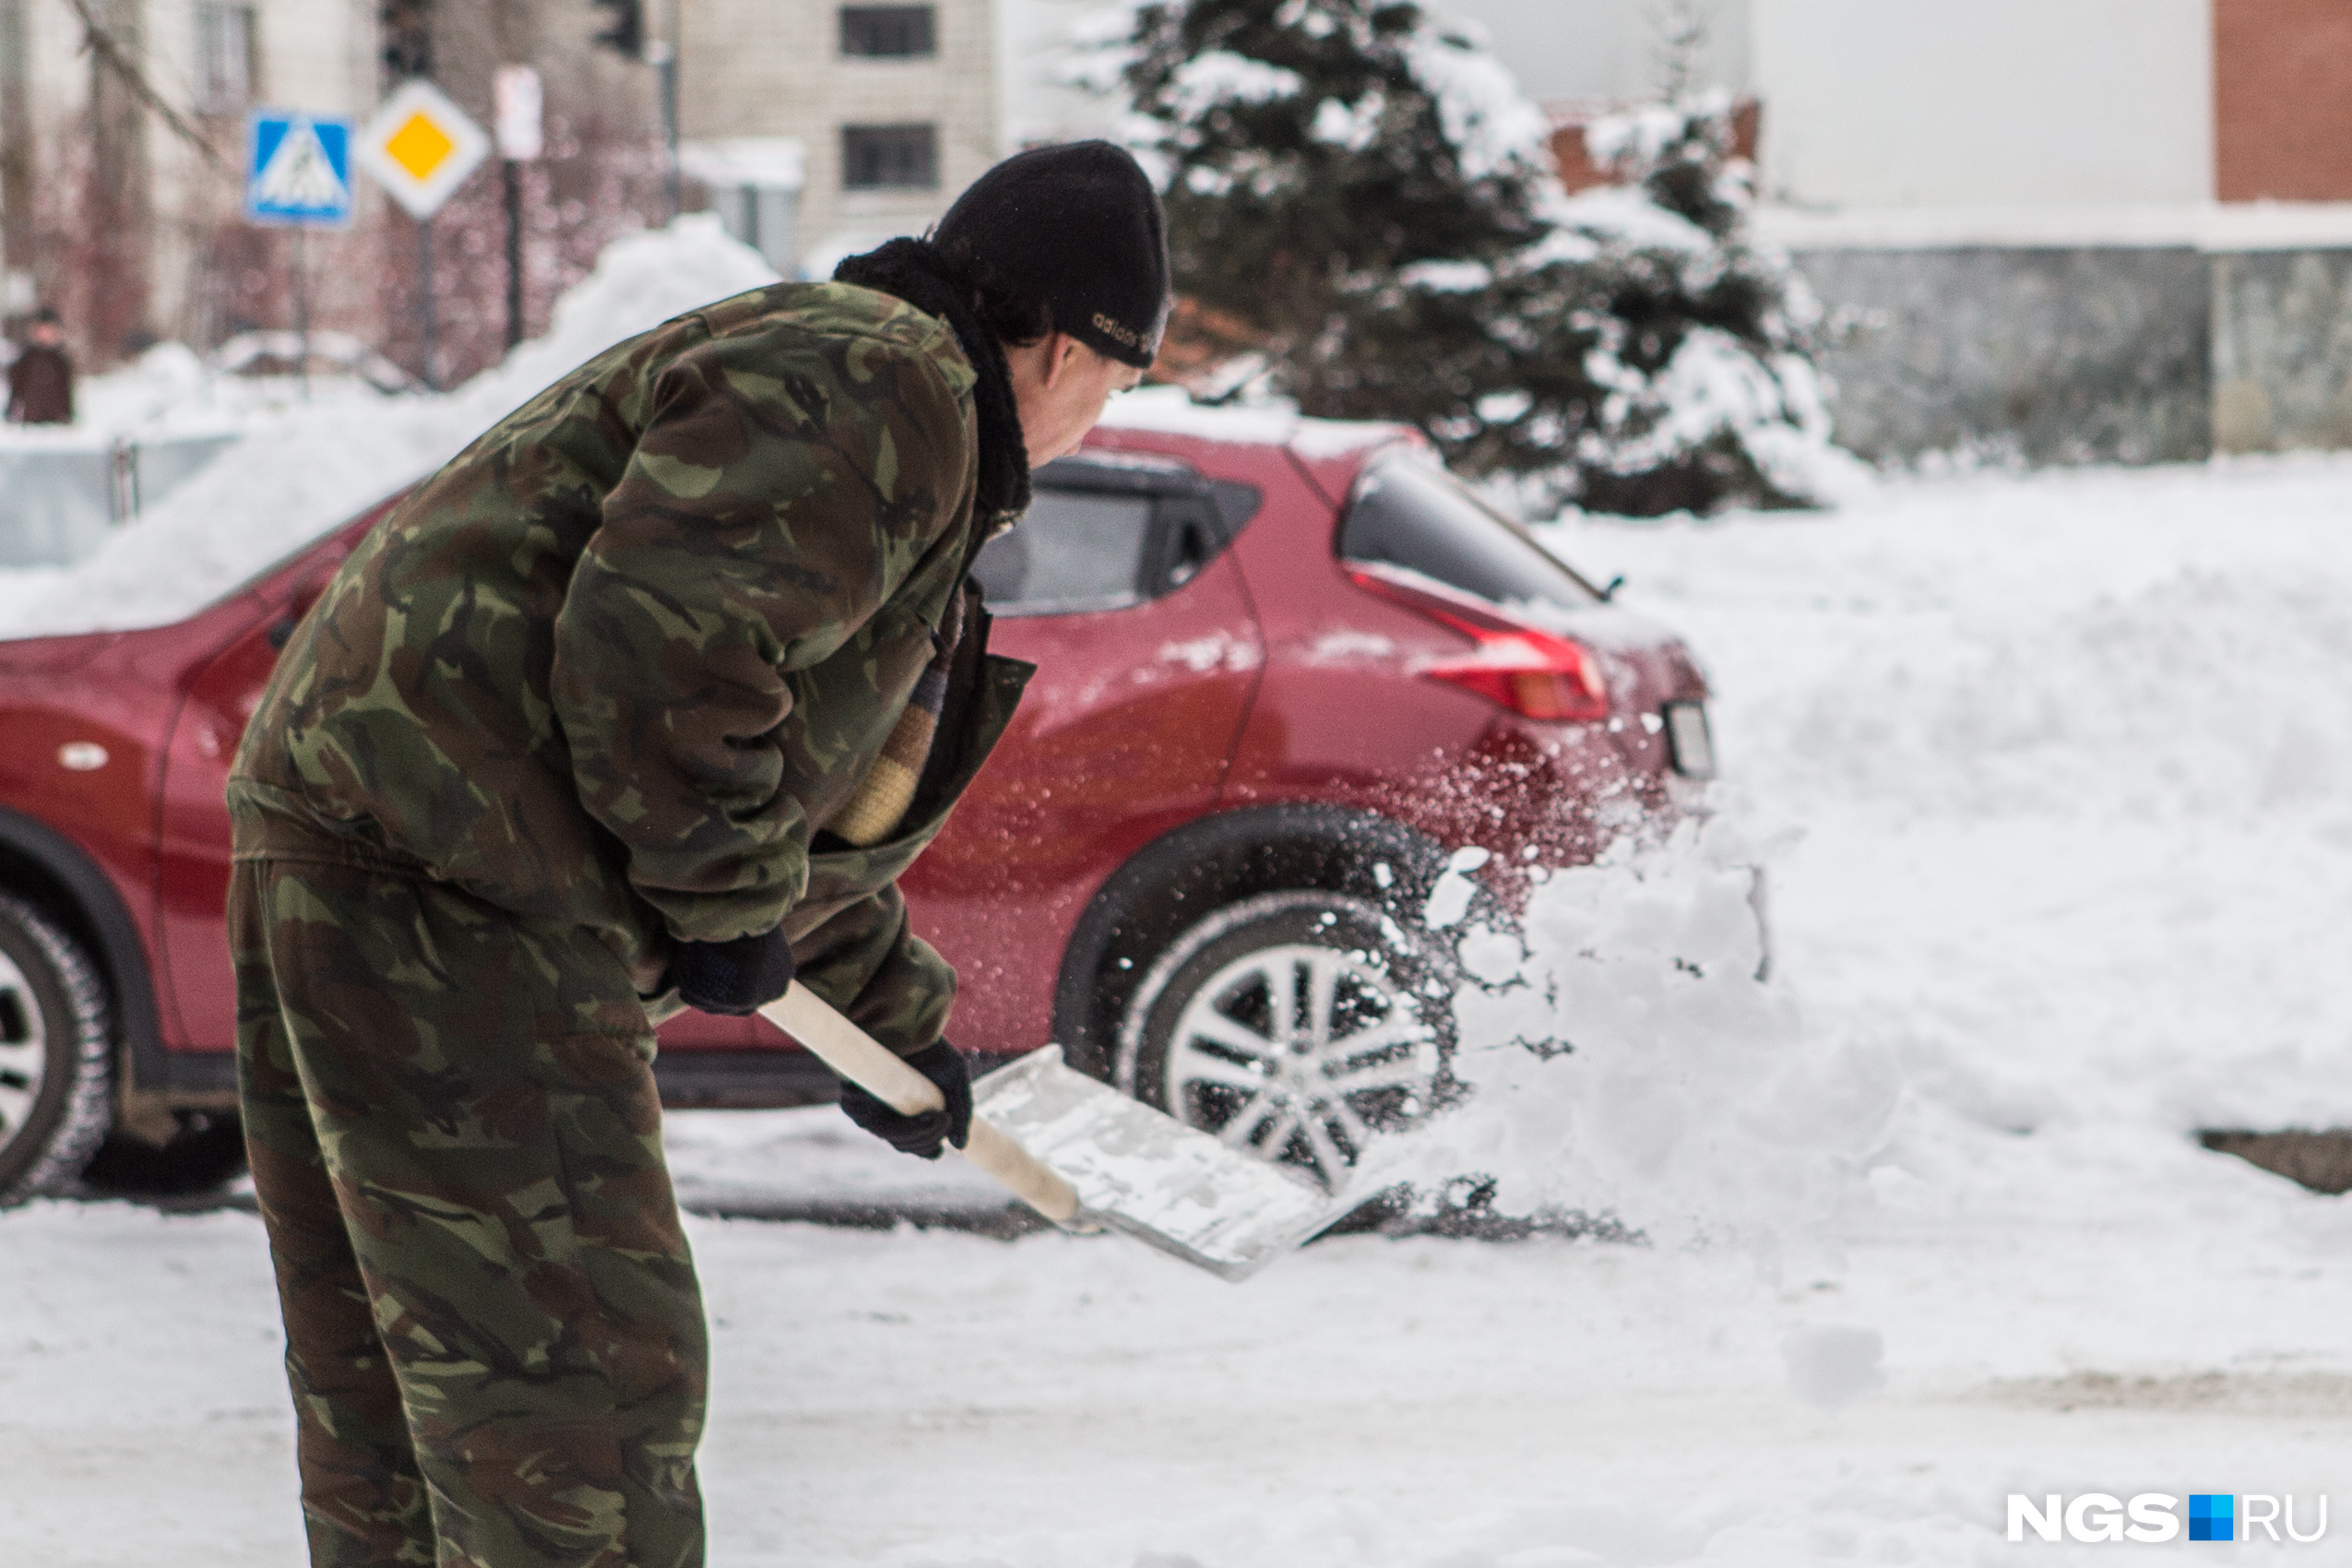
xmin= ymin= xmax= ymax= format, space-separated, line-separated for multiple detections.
xmin=245 ymin=111 xmax=355 ymax=228
xmin=357 ymin=79 xmax=491 ymax=221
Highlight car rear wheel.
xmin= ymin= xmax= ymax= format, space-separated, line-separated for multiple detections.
xmin=0 ymin=893 xmax=113 ymax=1205
xmin=1115 ymin=891 xmax=1455 ymax=1190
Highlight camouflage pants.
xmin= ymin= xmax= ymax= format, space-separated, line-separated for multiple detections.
xmin=231 ymin=857 xmax=707 ymax=1568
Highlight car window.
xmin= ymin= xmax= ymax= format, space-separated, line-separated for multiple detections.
xmin=1338 ymin=455 xmax=1603 ymax=612
xmin=971 ymin=490 xmax=1157 ymax=614
xmin=1210 ymin=479 xmax=1263 ymax=534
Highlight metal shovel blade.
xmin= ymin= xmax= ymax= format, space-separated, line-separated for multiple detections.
xmin=972 ymin=1047 xmax=1348 ymax=1281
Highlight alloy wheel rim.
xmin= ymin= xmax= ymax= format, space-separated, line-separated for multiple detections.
xmin=0 ymin=947 xmax=49 ymax=1151
xmin=1161 ymin=939 xmax=1441 ymax=1189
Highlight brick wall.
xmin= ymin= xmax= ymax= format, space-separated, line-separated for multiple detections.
xmin=2215 ymin=0 xmax=2352 ymax=201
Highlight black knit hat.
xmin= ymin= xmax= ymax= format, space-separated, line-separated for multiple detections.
xmin=932 ymin=141 xmax=1170 ymax=370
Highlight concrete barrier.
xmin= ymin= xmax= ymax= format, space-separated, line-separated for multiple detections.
xmin=1794 ymin=245 xmax=2213 ymax=467
xmin=1762 ymin=205 xmax=2352 ymax=467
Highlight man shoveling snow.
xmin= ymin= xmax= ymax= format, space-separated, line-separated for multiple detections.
xmin=225 ymin=143 xmax=1164 ymax=1567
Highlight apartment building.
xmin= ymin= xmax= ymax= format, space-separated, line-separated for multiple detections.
xmin=678 ymin=0 xmax=996 ymax=276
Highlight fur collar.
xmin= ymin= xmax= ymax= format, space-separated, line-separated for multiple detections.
xmin=834 ymin=238 xmax=1030 ymax=529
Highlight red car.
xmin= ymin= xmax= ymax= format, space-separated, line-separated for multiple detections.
xmin=0 ymin=399 xmax=1716 ymax=1201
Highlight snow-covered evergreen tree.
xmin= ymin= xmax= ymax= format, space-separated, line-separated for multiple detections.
xmin=1121 ymin=0 xmax=1595 ymax=456
xmin=1560 ymin=94 xmax=1852 ymax=514
xmin=1122 ymin=0 xmax=1857 ymax=514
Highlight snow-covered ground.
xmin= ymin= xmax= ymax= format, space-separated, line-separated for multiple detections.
xmin=6 ymin=243 xmax=2352 ymax=1562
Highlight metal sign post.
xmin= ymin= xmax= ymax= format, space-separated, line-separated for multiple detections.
xmin=417 ymin=219 xmax=435 ymax=391
xmin=493 ymin=66 xmax=544 ymax=352
xmin=244 ymin=111 xmax=355 ymax=399
xmin=358 ymin=79 xmax=492 ymax=390
xmin=647 ymin=39 xmax=680 ymax=223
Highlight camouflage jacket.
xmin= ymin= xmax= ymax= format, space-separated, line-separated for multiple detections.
xmin=228 ymin=280 xmax=1034 ymax=1055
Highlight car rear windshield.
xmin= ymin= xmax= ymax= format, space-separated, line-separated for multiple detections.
xmin=1338 ymin=455 xmax=1603 ymax=612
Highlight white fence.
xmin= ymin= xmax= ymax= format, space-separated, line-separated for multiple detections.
xmin=0 ymin=434 xmax=238 ymax=567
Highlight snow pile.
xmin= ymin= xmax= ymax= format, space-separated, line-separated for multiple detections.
xmin=1779 ymin=1322 xmax=1887 ymax=1411
xmin=1734 ymin=519 xmax=2352 ymax=824
xmin=463 ymin=214 xmax=782 ymax=417
xmin=0 ymin=216 xmax=779 ymax=641
xmin=1385 ymin=818 xmax=1897 ymax=1257
xmin=65 ymin=342 xmax=220 ymax=435
xmin=0 ymin=340 xmax=244 ymax=446
xmin=1541 ymin=454 xmax=2352 ymax=1144
xmin=1373 ymin=451 xmax=2352 ymax=1258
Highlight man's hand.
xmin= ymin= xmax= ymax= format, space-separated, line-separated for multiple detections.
xmin=669 ymin=929 xmax=796 ymax=1016
xmin=838 ymin=1040 xmax=972 ymax=1159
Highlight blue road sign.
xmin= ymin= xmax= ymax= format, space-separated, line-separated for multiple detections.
xmin=245 ymin=111 xmax=355 ymax=227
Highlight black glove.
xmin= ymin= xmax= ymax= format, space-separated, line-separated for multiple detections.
xmin=667 ymin=929 xmax=796 ymax=1016
xmin=838 ymin=1039 xmax=972 ymax=1160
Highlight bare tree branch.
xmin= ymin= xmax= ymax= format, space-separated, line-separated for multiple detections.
xmin=60 ymin=0 xmax=226 ymax=168
xmin=1649 ymin=0 xmax=1711 ymax=102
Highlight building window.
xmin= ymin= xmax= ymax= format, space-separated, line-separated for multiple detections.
xmin=841 ymin=124 xmax=937 ymax=190
xmin=195 ymin=3 xmax=255 ymax=113
xmin=840 ymin=6 xmax=935 ymax=58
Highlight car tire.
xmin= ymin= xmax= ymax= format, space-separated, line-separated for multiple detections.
xmin=0 ymin=892 xmax=114 ymax=1205
xmin=1115 ymin=890 xmax=1458 ymax=1191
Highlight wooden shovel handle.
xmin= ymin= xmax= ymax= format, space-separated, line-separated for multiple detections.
xmin=759 ymin=986 xmax=1083 ymax=1225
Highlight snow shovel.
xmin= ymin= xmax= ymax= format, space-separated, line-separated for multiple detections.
xmin=761 ymin=986 xmax=1348 ymax=1280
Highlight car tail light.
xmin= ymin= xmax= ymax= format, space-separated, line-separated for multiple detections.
xmin=1345 ymin=566 xmax=1611 ymax=723
xmin=1424 ymin=635 xmax=1610 ymax=721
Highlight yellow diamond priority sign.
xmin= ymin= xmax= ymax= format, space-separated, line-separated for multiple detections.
xmin=358 ymin=79 xmax=490 ymax=220
xmin=385 ymin=113 xmax=456 ymax=182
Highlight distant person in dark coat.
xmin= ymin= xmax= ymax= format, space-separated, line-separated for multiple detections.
xmin=6 ymin=307 xmax=74 ymax=424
